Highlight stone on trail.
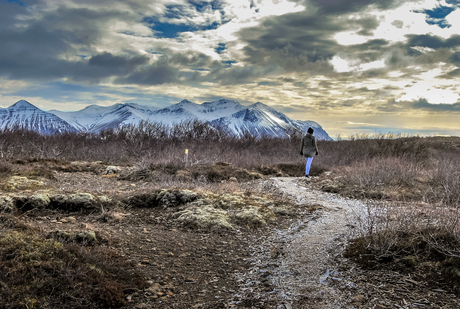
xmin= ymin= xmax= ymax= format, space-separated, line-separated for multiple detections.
xmin=60 ymin=216 xmax=77 ymax=223
xmin=105 ymin=166 xmax=122 ymax=175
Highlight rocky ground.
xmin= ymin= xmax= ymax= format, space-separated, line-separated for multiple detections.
xmin=1 ymin=163 xmax=459 ymax=308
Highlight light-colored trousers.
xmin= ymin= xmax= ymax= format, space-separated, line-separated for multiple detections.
xmin=305 ymin=157 xmax=314 ymax=176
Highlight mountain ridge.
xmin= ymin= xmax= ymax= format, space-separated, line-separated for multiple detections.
xmin=1 ymin=100 xmax=332 ymax=140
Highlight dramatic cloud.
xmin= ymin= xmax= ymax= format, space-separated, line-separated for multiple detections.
xmin=1 ymin=0 xmax=460 ymax=137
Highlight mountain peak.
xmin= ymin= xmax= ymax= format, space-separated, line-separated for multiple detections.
xmin=9 ymin=100 xmax=39 ymax=110
xmin=216 ymin=99 xmax=240 ymax=105
xmin=249 ymin=102 xmax=271 ymax=109
xmin=1 ymin=100 xmax=77 ymax=134
xmin=202 ymin=99 xmax=241 ymax=106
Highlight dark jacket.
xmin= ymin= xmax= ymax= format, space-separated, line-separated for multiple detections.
xmin=300 ymin=133 xmax=318 ymax=157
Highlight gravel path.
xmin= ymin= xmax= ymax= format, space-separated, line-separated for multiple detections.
xmin=233 ymin=177 xmax=367 ymax=308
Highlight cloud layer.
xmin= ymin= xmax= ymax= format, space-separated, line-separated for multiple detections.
xmin=1 ymin=0 xmax=460 ymax=137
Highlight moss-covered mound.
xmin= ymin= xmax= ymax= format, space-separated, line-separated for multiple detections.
xmin=173 ymin=191 xmax=290 ymax=230
xmin=123 ymin=189 xmax=293 ymax=230
xmin=123 ymin=189 xmax=199 ymax=208
xmin=1 ymin=193 xmax=112 ymax=213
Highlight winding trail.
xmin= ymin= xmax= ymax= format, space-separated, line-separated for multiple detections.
xmin=234 ymin=177 xmax=367 ymax=308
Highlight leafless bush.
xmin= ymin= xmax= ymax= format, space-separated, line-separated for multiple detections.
xmin=353 ymin=201 xmax=434 ymax=256
xmin=419 ymin=205 xmax=460 ymax=257
xmin=339 ymin=157 xmax=422 ymax=190
xmin=426 ymin=157 xmax=460 ymax=207
xmin=352 ymin=188 xmax=460 ymax=268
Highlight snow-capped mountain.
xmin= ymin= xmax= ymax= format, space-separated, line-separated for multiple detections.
xmin=210 ymin=102 xmax=330 ymax=140
xmin=0 ymin=99 xmax=332 ymax=140
xmin=0 ymin=100 xmax=77 ymax=134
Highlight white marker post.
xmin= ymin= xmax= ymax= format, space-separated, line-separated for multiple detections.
xmin=185 ymin=149 xmax=189 ymax=166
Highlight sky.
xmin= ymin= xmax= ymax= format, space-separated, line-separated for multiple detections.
xmin=1 ymin=0 xmax=460 ymax=138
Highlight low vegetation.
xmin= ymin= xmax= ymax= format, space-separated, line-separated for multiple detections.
xmin=0 ymin=215 xmax=147 ymax=309
xmin=1 ymin=125 xmax=460 ymax=305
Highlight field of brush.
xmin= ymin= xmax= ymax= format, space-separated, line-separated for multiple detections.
xmin=1 ymin=123 xmax=460 ymax=308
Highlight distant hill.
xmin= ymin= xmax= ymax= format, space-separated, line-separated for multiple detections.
xmin=1 ymin=99 xmax=332 ymax=140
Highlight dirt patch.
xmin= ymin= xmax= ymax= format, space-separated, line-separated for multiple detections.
xmin=0 ymin=206 xmax=262 ymax=309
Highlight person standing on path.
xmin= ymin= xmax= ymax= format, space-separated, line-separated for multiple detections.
xmin=300 ymin=127 xmax=319 ymax=178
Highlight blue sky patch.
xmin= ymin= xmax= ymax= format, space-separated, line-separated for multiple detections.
xmin=144 ymin=17 xmax=222 ymax=38
xmin=149 ymin=21 xmax=194 ymax=38
xmin=4 ymin=0 xmax=25 ymax=6
xmin=222 ymin=60 xmax=236 ymax=68
xmin=418 ymin=5 xmax=456 ymax=28
xmin=215 ymin=43 xmax=226 ymax=54
xmin=146 ymin=49 xmax=161 ymax=55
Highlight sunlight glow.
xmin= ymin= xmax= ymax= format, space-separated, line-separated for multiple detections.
xmin=398 ymin=83 xmax=460 ymax=104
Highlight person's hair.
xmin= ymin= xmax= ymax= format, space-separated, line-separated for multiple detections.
xmin=307 ymin=127 xmax=314 ymax=134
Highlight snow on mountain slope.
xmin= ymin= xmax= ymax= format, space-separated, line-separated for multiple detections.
xmin=146 ymin=100 xmax=199 ymax=124
xmin=1 ymin=99 xmax=332 ymax=139
xmin=294 ymin=120 xmax=331 ymax=141
xmin=198 ymin=99 xmax=245 ymax=120
xmin=0 ymin=100 xmax=77 ymax=134
xmin=210 ymin=106 xmax=292 ymax=137
xmin=146 ymin=99 xmax=245 ymax=124
xmin=50 ymin=103 xmax=158 ymax=133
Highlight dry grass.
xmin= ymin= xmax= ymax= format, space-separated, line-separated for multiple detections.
xmin=0 ymin=214 xmax=147 ymax=309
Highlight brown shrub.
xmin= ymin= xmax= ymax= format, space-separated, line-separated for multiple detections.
xmin=345 ymin=228 xmax=460 ymax=292
xmin=0 ymin=160 xmax=13 ymax=177
xmin=346 ymin=197 xmax=460 ymax=291
xmin=0 ymin=229 xmax=147 ymax=309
